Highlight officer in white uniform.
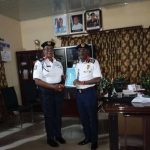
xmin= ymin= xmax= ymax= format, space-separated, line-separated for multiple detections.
xmin=33 ymin=40 xmax=66 ymax=147
xmin=73 ymin=43 xmax=102 ymax=150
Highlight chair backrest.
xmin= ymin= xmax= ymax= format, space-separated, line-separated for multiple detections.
xmin=22 ymin=80 xmax=39 ymax=104
xmin=1 ymin=87 xmax=19 ymax=111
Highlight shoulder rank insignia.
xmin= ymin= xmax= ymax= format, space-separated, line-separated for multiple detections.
xmin=89 ymin=58 xmax=95 ymax=63
xmin=56 ymin=58 xmax=61 ymax=62
xmin=73 ymin=60 xmax=79 ymax=64
xmin=38 ymin=58 xmax=44 ymax=62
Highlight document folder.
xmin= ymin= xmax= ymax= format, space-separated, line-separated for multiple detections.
xmin=65 ymin=68 xmax=76 ymax=87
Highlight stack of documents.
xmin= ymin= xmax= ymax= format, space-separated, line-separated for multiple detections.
xmin=132 ymin=96 xmax=150 ymax=107
xmin=123 ymin=90 xmax=137 ymax=96
xmin=132 ymin=96 xmax=150 ymax=103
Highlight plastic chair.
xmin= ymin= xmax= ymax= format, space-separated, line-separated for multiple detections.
xmin=1 ymin=86 xmax=34 ymax=128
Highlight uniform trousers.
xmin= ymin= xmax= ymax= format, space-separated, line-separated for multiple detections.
xmin=76 ymin=86 xmax=98 ymax=143
xmin=39 ymin=87 xmax=64 ymax=141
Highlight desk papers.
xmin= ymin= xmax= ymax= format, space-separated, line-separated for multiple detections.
xmin=132 ymin=96 xmax=150 ymax=103
xmin=132 ymin=96 xmax=150 ymax=107
xmin=123 ymin=90 xmax=137 ymax=96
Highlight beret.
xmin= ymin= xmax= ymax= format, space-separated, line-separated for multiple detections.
xmin=76 ymin=43 xmax=90 ymax=50
xmin=41 ymin=40 xmax=55 ymax=49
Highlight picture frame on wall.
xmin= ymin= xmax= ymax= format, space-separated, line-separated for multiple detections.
xmin=69 ymin=11 xmax=85 ymax=34
xmin=85 ymin=9 xmax=102 ymax=31
xmin=53 ymin=14 xmax=68 ymax=36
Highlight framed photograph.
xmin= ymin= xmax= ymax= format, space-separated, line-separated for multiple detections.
xmin=85 ymin=9 xmax=102 ymax=31
xmin=53 ymin=14 xmax=68 ymax=36
xmin=69 ymin=11 xmax=85 ymax=34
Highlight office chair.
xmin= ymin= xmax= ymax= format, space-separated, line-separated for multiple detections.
xmin=22 ymin=80 xmax=41 ymax=113
xmin=1 ymin=86 xmax=34 ymax=128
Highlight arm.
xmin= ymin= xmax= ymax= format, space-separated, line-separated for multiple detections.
xmin=34 ymin=78 xmax=64 ymax=91
xmin=74 ymin=77 xmax=101 ymax=85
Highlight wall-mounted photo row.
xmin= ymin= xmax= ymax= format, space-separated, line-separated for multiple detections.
xmin=85 ymin=9 xmax=102 ymax=31
xmin=68 ymin=11 xmax=85 ymax=34
xmin=53 ymin=14 xmax=68 ymax=36
xmin=52 ymin=9 xmax=102 ymax=36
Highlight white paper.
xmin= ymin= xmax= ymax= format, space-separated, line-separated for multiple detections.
xmin=123 ymin=89 xmax=137 ymax=95
xmin=128 ymin=84 xmax=136 ymax=91
xmin=1 ymin=50 xmax=11 ymax=62
xmin=132 ymin=96 xmax=150 ymax=103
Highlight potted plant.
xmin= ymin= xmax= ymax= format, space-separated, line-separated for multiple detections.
xmin=140 ymin=73 xmax=150 ymax=96
xmin=97 ymin=77 xmax=112 ymax=97
xmin=112 ymin=75 xmax=126 ymax=93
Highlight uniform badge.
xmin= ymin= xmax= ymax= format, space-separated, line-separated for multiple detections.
xmin=34 ymin=65 xmax=37 ymax=70
xmin=87 ymin=65 xmax=90 ymax=70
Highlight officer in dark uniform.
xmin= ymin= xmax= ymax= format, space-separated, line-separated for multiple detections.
xmin=33 ymin=40 xmax=66 ymax=147
xmin=87 ymin=12 xmax=99 ymax=27
xmin=73 ymin=43 xmax=102 ymax=150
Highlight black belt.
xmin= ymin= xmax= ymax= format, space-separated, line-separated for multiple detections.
xmin=77 ymin=86 xmax=95 ymax=93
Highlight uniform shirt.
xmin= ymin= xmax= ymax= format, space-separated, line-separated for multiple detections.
xmin=33 ymin=58 xmax=63 ymax=84
xmin=72 ymin=23 xmax=83 ymax=31
xmin=75 ymin=57 xmax=102 ymax=89
xmin=87 ymin=19 xmax=99 ymax=27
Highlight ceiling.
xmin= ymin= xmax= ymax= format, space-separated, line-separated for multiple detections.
xmin=0 ymin=0 xmax=148 ymax=21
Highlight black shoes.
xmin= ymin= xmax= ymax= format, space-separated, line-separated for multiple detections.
xmin=47 ymin=139 xmax=59 ymax=147
xmin=56 ymin=137 xmax=66 ymax=144
xmin=78 ymin=139 xmax=90 ymax=145
xmin=78 ymin=139 xmax=98 ymax=150
xmin=47 ymin=137 xmax=66 ymax=147
xmin=91 ymin=142 xmax=98 ymax=150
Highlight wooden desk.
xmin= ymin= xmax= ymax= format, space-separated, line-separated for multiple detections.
xmin=101 ymin=100 xmax=150 ymax=150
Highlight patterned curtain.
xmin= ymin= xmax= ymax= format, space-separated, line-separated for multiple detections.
xmin=142 ymin=28 xmax=150 ymax=75
xmin=0 ymin=62 xmax=7 ymax=88
xmin=61 ymin=26 xmax=150 ymax=83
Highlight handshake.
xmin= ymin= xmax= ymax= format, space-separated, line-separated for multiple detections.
xmin=55 ymin=84 xmax=65 ymax=92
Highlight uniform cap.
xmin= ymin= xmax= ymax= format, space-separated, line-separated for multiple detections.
xmin=41 ymin=40 xmax=55 ymax=49
xmin=76 ymin=43 xmax=89 ymax=50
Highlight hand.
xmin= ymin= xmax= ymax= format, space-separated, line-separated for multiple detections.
xmin=54 ymin=84 xmax=64 ymax=92
xmin=73 ymin=79 xmax=78 ymax=85
xmin=62 ymin=75 xmax=66 ymax=80
xmin=73 ymin=79 xmax=84 ymax=85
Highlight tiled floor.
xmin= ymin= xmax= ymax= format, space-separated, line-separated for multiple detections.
xmin=0 ymin=112 xmax=144 ymax=150
xmin=0 ymin=112 xmax=110 ymax=150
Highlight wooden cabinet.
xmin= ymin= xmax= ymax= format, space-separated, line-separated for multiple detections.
xmin=16 ymin=50 xmax=43 ymax=106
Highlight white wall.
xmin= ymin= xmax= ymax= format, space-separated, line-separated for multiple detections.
xmin=102 ymin=1 xmax=150 ymax=29
xmin=20 ymin=17 xmax=61 ymax=50
xmin=0 ymin=14 xmax=22 ymax=103
xmin=21 ymin=1 xmax=150 ymax=50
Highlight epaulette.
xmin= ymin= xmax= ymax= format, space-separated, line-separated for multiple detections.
xmin=56 ymin=58 xmax=61 ymax=62
xmin=88 ymin=58 xmax=95 ymax=63
xmin=73 ymin=60 xmax=79 ymax=64
xmin=38 ymin=58 xmax=44 ymax=62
